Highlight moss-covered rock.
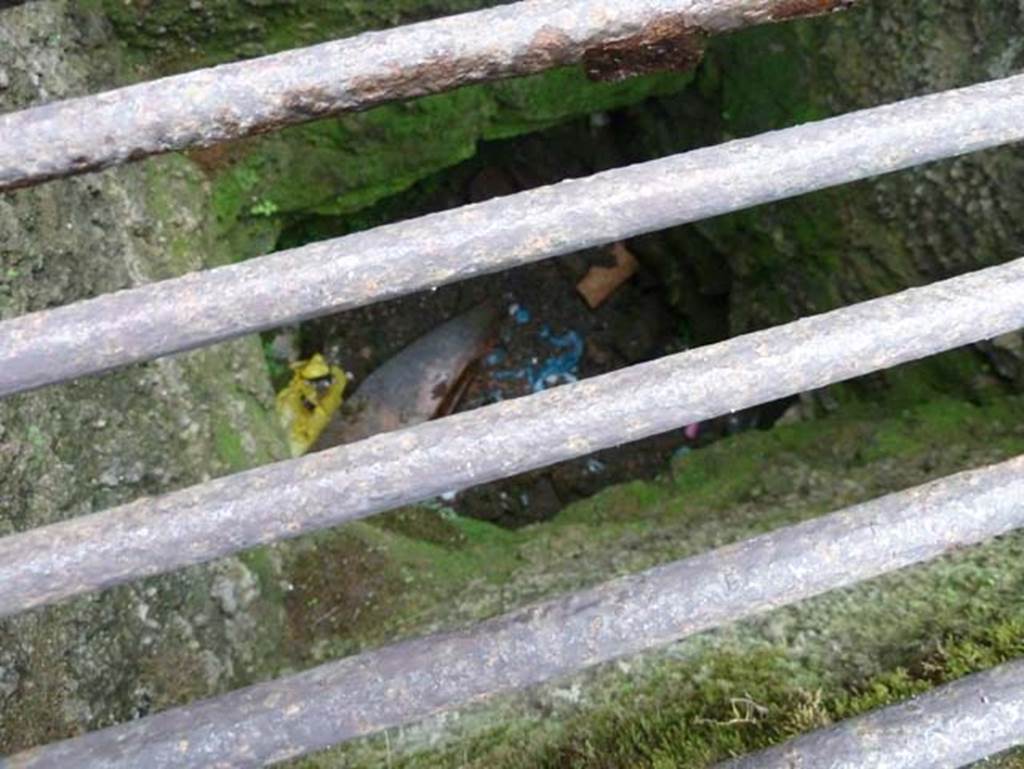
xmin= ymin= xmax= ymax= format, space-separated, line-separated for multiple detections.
xmin=84 ymin=0 xmax=694 ymax=263
xmin=622 ymin=2 xmax=1024 ymax=401
xmin=288 ymin=392 xmax=1024 ymax=767
xmin=0 ymin=2 xmax=289 ymax=751
xmin=4 ymin=0 xmax=1024 ymax=763
xmin=0 ymin=0 xmax=698 ymax=753
xmin=204 ymin=66 xmax=692 ymax=262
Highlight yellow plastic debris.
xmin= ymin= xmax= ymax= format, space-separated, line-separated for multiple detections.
xmin=275 ymin=354 xmax=348 ymax=456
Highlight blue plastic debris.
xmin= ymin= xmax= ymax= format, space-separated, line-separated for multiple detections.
xmin=488 ymin=323 xmax=585 ymax=394
xmin=508 ymin=303 xmax=531 ymax=325
xmin=485 ymin=303 xmax=586 ymax=398
xmin=492 ymin=368 xmax=529 ymax=382
xmin=532 ymin=326 xmax=583 ymax=392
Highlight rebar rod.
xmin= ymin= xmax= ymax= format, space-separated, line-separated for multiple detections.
xmin=718 ymin=659 xmax=1024 ymax=769
xmin=6 ymin=455 xmax=1024 ymax=769
xmin=3 ymin=72 xmax=1024 ymax=398
xmin=2 ymin=257 xmax=1024 ymax=618
xmin=0 ymin=0 xmax=857 ymax=193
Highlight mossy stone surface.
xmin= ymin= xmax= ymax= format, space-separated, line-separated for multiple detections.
xmin=3 ymin=0 xmax=1024 ymax=764
xmin=288 ymin=393 xmax=1024 ymax=767
xmin=0 ymin=3 xmax=289 ymax=751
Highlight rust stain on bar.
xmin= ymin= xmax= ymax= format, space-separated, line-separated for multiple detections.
xmin=768 ymin=0 xmax=860 ymax=21
xmin=583 ymin=16 xmax=707 ymax=83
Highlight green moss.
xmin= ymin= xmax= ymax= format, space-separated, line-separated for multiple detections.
xmin=74 ymin=4 xmax=1024 ymax=763
xmin=205 ymin=65 xmax=692 ymax=261
xmin=991 ymin=752 xmax=1024 ymax=768
xmin=137 ymin=155 xmax=214 ymax=273
xmin=374 ymin=507 xmax=468 ymax=549
xmin=274 ymin=390 xmax=1024 ymax=766
xmin=282 ymin=526 xmax=399 ymax=655
xmin=138 ymin=635 xmax=212 ymax=712
xmin=622 ymin=12 xmax=1012 ymax=404
xmin=484 ymin=67 xmax=692 ymax=141
xmin=239 ymin=547 xmax=284 ymax=604
xmin=395 ymin=616 xmax=1024 ymax=769
xmin=134 ymin=146 xmax=290 ymax=477
xmin=212 ymin=418 xmax=247 ymax=471
xmin=274 ymin=511 xmax=523 ymax=661
xmin=509 ymin=650 xmax=830 ymax=769
xmin=92 ymin=1 xmax=695 ymax=264
xmin=715 ymin=22 xmax=834 ymax=136
xmin=295 ymin=600 xmax=1024 ymax=769
xmin=208 ymin=389 xmax=288 ymax=473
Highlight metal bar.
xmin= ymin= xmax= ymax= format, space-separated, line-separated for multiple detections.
xmin=6 ymin=455 xmax=1024 ymax=769
xmin=718 ymin=659 xmax=1024 ymax=769
xmin=0 ymin=0 xmax=857 ymax=193
xmin=3 ymin=73 xmax=1024 ymax=398
xmin=2 ymin=257 xmax=1024 ymax=618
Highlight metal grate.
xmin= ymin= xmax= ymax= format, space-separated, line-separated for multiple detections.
xmin=3 ymin=259 xmax=1024 ymax=618
xmin=9 ymin=457 xmax=1024 ymax=768
xmin=1 ymin=1 xmax=1023 ymax=767
xmin=3 ymin=72 xmax=1024 ymax=398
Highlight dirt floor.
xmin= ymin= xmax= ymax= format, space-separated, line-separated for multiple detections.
xmin=272 ymin=126 xmax=789 ymax=527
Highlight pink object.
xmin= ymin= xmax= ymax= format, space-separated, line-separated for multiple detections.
xmin=684 ymin=422 xmax=701 ymax=441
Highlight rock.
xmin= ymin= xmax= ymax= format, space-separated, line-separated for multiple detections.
xmin=210 ymin=562 xmax=259 ymax=617
xmin=982 ymin=331 xmax=1024 ymax=384
xmin=266 ymin=328 xmax=300 ymax=363
xmin=0 ymin=3 xmax=287 ymax=754
xmin=0 ymin=665 xmax=18 ymax=698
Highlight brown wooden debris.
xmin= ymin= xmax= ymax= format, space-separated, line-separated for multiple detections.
xmin=577 ymin=242 xmax=640 ymax=309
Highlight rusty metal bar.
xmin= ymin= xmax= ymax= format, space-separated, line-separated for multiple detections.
xmin=6 ymin=455 xmax=1024 ymax=769
xmin=3 ymin=72 xmax=1024 ymax=398
xmin=719 ymin=659 xmax=1024 ymax=769
xmin=0 ymin=0 xmax=856 ymax=193
xmin=2 ymin=257 xmax=1024 ymax=618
